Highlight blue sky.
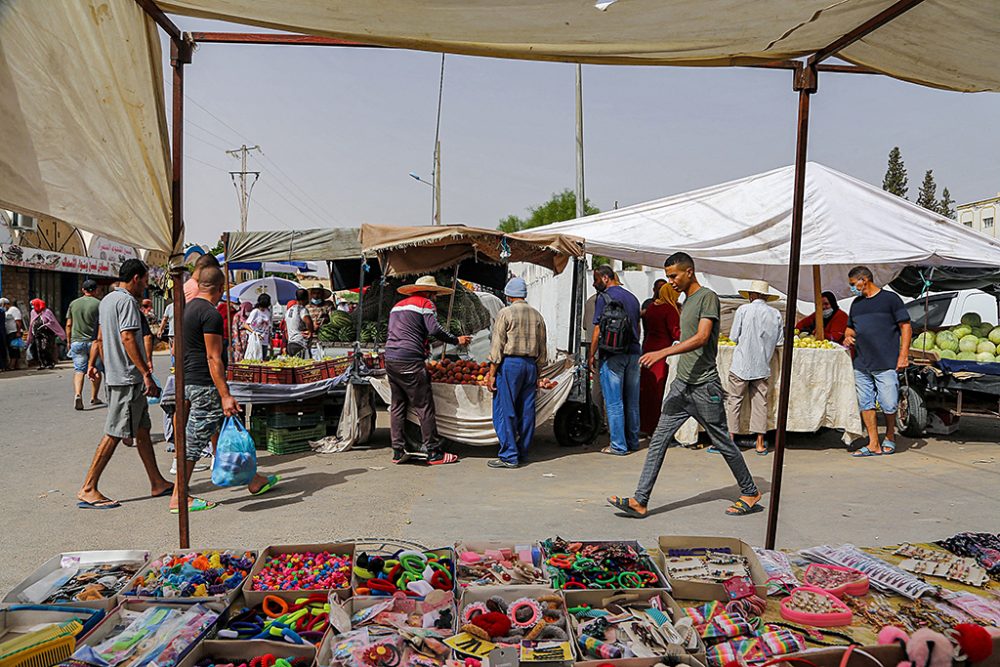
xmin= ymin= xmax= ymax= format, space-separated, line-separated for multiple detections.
xmin=168 ymin=17 xmax=1000 ymax=248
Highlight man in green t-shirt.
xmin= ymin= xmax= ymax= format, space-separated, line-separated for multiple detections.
xmin=66 ymin=279 xmax=103 ymax=411
xmin=608 ymin=252 xmax=761 ymax=518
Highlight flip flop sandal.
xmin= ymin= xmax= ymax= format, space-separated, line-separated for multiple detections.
xmin=428 ymin=453 xmax=459 ymax=465
xmin=882 ymin=441 xmax=896 ymax=454
xmin=726 ymin=499 xmax=764 ymax=516
xmin=606 ymin=496 xmax=647 ymax=518
xmin=756 ymin=448 xmax=769 ymax=456
xmin=852 ymin=446 xmax=882 ymax=458
xmin=78 ymin=499 xmax=121 ymax=510
xmin=170 ymin=497 xmax=216 ymax=514
xmin=250 ymin=474 xmax=281 ymax=495
xmin=600 ymin=447 xmax=630 ymax=456
xmin=151 ymin=485 xmax=175 ymax=498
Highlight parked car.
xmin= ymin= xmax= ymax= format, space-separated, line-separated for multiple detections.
xmin=905 ymin=289 xmax=998 ymax=330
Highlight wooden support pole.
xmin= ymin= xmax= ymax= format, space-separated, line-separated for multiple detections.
xmin=813 ymin=266 xmax=825 ymax=341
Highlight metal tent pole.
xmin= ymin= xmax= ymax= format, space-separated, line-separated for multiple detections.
xmin=765 ymin=64 xmax=816 ymax=550
xmin=224 ymin=233 xmax=232 ymax=348
xmin=169 ymin=37 xmax=193 ymax=548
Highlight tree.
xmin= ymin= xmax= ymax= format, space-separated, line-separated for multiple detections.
xmin=938 ymin=187 xmax=955 ymax=219
xmin=882 ymin=147 xmax=908 ymax=198
xmin=916 ymin=170 xmax=938 ymax=211
xmin=497 ymin=189 xmax=599 ymax=232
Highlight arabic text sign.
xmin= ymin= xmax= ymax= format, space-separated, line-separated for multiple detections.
xmin=1 ymin=244 xmax=117 ymax=277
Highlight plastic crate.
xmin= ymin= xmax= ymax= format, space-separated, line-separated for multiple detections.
xmin=227 ymin=364 xmax=261 ymax=383
xmin=260 ymin=367 xmax=294 ymax=384
xmin=327 ymin=356 xmax=352 ymax=377
xmin=293 ymin=365 xmax=325 ymax=384
xmin=248 ymin=416 xmax=269 ymax=450
xmin=266 ymin=411 xmax=322 ymax=429
xmin=266 ymin=422 xmax=326 ymax=455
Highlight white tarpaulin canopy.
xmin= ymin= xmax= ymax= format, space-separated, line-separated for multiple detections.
xmin=537 ymin=163 xmax=1000 ymax=300
xmin=156 ymin=0 xmax=1000 ymax=92
xmin=0 ymin=0 xmax=173 ymax=255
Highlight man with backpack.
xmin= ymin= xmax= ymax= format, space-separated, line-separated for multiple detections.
xmin=589 ymin=265 xmax=642 ymax=456
xmin=607 ymin=252 xmax=762 ymax=518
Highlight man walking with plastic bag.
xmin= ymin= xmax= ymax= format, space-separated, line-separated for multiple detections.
xmin=170 ymin=266 xmax=280 ymax=513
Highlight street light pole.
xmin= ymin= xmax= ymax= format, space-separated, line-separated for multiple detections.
xmin=433 ymin=141 xmax=441 ymax=226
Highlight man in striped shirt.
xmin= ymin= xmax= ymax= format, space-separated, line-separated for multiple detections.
xmin=486 ymin=277 xmax=547 ymax=469
xmin=385 ymin=276 xmax=471 ymax=465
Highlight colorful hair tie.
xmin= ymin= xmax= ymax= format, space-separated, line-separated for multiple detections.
xmin=508 ymin=598 xmax=542 ymax=628
xmin=462 ymin=602 xmax=489 ymax=624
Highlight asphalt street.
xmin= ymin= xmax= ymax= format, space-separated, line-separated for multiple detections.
xmin=0 ymin=355 xmax=997 ymax=593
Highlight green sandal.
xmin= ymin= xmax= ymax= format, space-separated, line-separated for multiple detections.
xmin=250 ymin=474 xmax=281 ymax=496
xmin=170 ymin=497 xmax=217 ymax=514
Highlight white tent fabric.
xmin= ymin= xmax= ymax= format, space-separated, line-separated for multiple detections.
xmin=537 ymin=163 xmax=1000 ymax=301
xmin=155 ymin=0 xmax=1000 ymax=92
xmin=0 ymin=0 xmax=173 ymax=254
xmin=226 ymin=228 xmax=361 ymax=263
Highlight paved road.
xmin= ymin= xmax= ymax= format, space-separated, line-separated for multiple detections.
xmin=0 ymin=356 xmax=997 ymax=593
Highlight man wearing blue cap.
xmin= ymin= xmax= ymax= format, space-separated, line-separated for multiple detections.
xmin=487 ymin=277 xmax=548 ymax=468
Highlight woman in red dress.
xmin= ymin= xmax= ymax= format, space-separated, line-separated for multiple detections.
xmin=640 ymin=283 xmax=682 ymax=435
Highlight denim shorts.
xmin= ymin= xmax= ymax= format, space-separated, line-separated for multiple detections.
xmin=70 ymin=340 xmax=94 ymax=373
xmin=854 ymin=369 xmax=899 ymax=413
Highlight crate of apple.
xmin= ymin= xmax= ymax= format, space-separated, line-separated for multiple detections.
xmin=427 ymin=358 xmax=489 ymax=386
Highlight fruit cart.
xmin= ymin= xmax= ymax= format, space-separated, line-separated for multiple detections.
xmin=358 ymin=223 xmax=594 ymax=451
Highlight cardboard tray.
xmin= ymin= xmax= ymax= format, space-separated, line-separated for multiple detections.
xmin=541 ymin=540 xmax=668 ymax=593
xmin=454 ymin=541 xmax=549 ymax=587
xmin=457 ymin=585 xmax=574 ymax=663
xmin=243 ymin=543 xmax=355 ymax=606
xmin=0 ymin=605 xmax=106 ymax=643
xmin=563 ymin=590 xmax=705 ymax=664
xmin=213 ymin=592 xmax=349 ymax=646
xmin=77 ymin=599 xmax=226 ymax=659
xmin=3 ymin=550 xmax=149 ymax=612
xmin=122 ymin=548 xmax=258 ymax=604
xmin=656 ymin=536 xmax=767 ymax=601
xmin=176 ymin=639 xmax=316 ymax=667
xmin=351 ymin=547 xmax=456 ymax=599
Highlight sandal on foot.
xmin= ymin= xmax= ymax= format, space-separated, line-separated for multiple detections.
xmin=882 ymin=440 xmax=896 ymax=455
xmin=607 ymin=496 xmax=647 ymax=518
xmin=600 ymin=447 xmax=629 ymax=456
xmin=756 ymin=448 xmax=769 ymax=456
xmin=151 ymin=485 xmax=174 ymax=498
xmin=78 ymin=499 xmax=121 ymax=510
xmin=852 ymin=446 xmax=882 ymax=458
xmin=726 ymin=499 xmax=764 ymax=516
xmin=170 ymin=497 xmax=216 ymax=514
xmin=428 ymin=453 xmax=459 ymax=465
xmin=250 ymin=474 xmax=281 ymax=496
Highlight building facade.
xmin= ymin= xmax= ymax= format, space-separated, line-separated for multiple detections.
xmin=957 ymin=194 xmax=1000 ymax=238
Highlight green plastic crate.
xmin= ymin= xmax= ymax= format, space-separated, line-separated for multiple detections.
xmin=266 ymin=422 xmax=325 ymax=455
xmin=265 ymin=411 xmax=323 ymax=429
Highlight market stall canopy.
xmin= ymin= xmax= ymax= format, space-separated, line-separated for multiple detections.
xmin=0 ymin=0 xmax=173 ymax=255
xmin=215 ymin=253 xmax=318 ymax=274
xmin=226 ymin=228 xmax=361 ymax=263
xmin=535 ymin=163 xmax=1000 ymax=300
xmin=156 ymin=0 xmax=1000 ymax=92
xmin=360 ymin=224 xmax=583 ymax=276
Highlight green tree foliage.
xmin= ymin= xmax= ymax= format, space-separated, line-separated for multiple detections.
xmin=497 ymin=189 xmax=599 ymax=232
xmin=916 ymin=170 xmax=938 ymax=211
xmin=882 ymin=147 xmax=908 ymax=198
xmin=938 ymin=187 xmax=955 ymax=219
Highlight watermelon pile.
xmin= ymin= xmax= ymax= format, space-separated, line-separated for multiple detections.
xmin=917 ymin=312 xmax=1000 ymax=364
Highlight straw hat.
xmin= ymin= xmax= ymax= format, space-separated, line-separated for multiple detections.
xmin=398 ymin=275 xmax=454 ymax=296
xmin=739 ymin=280 xmax=780 ymax=302
xmin=308 ymin=282 xmax=332 ymax=299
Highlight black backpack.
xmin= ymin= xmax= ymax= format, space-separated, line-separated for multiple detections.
xmin=597 ymin=293 xmax=634 ymax=355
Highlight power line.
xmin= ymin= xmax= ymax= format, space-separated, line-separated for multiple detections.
xmin=254 ymin=150 xmax=337 ymax=225
xmin=186 ymin=95 xmax=254 ymax=145
xmin=185 ymin=154 xmax=227 ymax=172
xmin=256 ymin=179 xmax=329 ymax=227
xmin=185 ymin=154 xmax=294 ymax=232
xmin=185 ymin=127 xmax=231 ymax=153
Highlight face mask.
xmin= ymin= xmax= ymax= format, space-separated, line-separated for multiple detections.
xmin=822 ymin=308 xmax=834 ymax=319
xmin=310 ymin=298 xmax=322 ymax=305
xmin=594 ymin=281 xmax=607 ymax=293
xmin=849 ymin=285 xmax=862 ymax=297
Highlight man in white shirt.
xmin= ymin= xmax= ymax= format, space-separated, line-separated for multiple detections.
xmin=2 ymin=298 xmax=24 ymax=371
xmin=726 ymin=280 xmax=784 ymax=456
xmin=284 ymin=288 xmax=313 ymax=358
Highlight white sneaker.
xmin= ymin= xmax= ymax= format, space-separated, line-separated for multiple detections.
xmin=169 ymin=458 xmax=210 ymax=475
xmin=169 ymin=459 xmax=177 ymax=475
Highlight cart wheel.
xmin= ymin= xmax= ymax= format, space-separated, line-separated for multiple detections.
xmin=554 ymin=402 xmax=601 ymax=447
xmin=898 ymin=384 xmax=928 ymax=437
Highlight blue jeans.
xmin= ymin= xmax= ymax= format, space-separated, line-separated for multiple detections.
xmin=600 ymin=354 xmax=641 ymax=454
xmin=493 ymin=357 xmax=538 ymax=464
xmin=854 ymin=369 xmax=899 ymax=414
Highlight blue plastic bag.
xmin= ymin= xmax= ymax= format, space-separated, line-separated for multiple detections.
xmin=211 ymin=417 xmax=257 ymax=487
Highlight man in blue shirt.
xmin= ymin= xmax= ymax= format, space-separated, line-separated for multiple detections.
xmin=844 ymin=266 xmax=912 ymax=457
xmin=589 ymin=265 xmax=642 ymax=455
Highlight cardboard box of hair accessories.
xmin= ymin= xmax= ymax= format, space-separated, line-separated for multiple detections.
xmin=122 ymin=548 xmax=258 ymax=605
xmin=655 ymin=536 xmax=767 ymax=601
xmin=243 ymin=543 xmax=356 ymax=606
xmin=176 ymin=639 xmax=316 ymax=667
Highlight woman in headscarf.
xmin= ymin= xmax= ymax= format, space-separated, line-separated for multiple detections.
xmin=795 ymin=290 xmax=849 ymax=344
xmin=639 ymin=282 xmax=682 ymax=435
xmin=26 ymin=298 xmax=66 ymax=370
xmin=231 ymin=301 xmax=255 ymax=362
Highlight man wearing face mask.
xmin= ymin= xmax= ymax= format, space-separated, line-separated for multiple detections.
xmin=486 ymin=277 xmax=547 ymax=469
xmin=306 ymin=282 xmax=335 ymax=331
xmin=843 ymin=266 xmax=911 ymax=458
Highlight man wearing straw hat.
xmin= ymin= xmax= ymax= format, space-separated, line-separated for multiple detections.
xmin=306 ymin=282 xmax=335 ymax=331
xmin=726 ymin=280 xmax=784 ymax=456
xmin=386 ymin=276 xmax=471 ymax=465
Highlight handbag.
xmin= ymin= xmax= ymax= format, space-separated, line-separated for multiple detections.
xmin=211 ymin=417 xmax=258 ymax=487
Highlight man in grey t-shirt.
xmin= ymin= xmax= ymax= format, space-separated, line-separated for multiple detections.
xmin=77 ymin=259 xmax=172 ymax=509
xmin=607 ymin=252 xmax=761 ymax=519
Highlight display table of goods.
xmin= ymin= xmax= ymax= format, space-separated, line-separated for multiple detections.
xmin=3 ymin=534 xmax=999 ymax=667
xmin=227 ymin=356 xmax=356 ymax=385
